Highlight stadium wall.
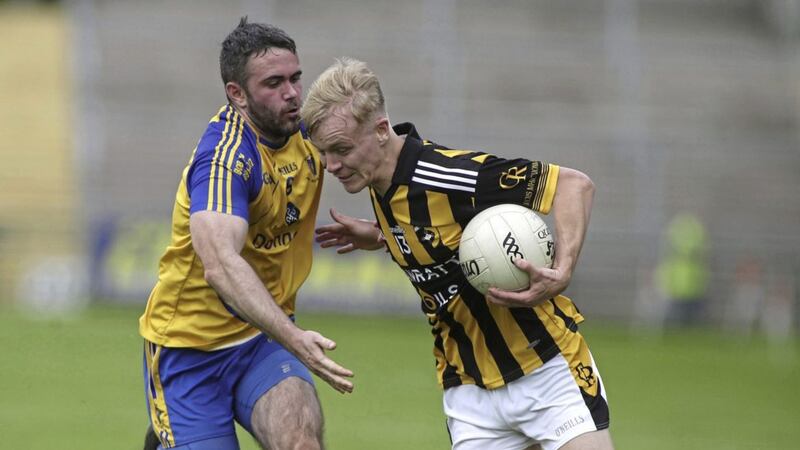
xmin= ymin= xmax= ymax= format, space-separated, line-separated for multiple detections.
xmin=6 ymin=0 xmax=797 ymax=327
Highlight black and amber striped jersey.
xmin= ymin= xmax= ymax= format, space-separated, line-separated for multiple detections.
xmin=370 ymin=122 xmax=586 ymax=390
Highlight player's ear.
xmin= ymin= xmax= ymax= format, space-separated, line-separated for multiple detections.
xmin=375 ymin=116 xmax=390 ymax=146
xmin=225 ymin=82 xmax=247 ymax=109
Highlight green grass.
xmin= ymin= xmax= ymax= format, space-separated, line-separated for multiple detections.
xmin=0 ymin=305 xmax=798 ymax=449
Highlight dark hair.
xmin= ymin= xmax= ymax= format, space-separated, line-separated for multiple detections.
xmin=219 ymin=17 xmax=297 ymax=88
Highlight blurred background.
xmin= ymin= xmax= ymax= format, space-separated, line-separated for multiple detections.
xmin=1 ymin=0 xmax=798 ymax=448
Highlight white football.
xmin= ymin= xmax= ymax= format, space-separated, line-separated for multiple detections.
xmin=459 ymin=204 xmax=554 ymax=295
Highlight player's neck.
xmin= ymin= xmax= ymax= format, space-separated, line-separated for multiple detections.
xmin=371 ymin=134 xmax=405 ymax=196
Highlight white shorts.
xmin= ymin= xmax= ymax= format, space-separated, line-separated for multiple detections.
xmin=443 ymin=353 xmax=609 ymax=450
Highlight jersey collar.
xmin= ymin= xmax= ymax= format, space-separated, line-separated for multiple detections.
xmin=391 ymin=122 xmax=424 ymax=185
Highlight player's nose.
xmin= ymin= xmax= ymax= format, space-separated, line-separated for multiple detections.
xmin=324 ymin=154 xmax=341 ymax=172
xmin=283 ymin=82 xmax=299 ymax=100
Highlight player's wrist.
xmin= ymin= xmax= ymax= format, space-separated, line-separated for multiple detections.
xmin=274 ymin=319 xmax=305 ymax=349
xmin=371 ymin=222 xmax=389 ymax=251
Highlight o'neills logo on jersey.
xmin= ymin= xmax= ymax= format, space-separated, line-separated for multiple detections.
xmin=278 ymin=161 xmax=298 ymax=175
xmin=389 ymin=225 xmax=405 ymax=236
xmin=285 ymin=202 xmax=300 ymax=225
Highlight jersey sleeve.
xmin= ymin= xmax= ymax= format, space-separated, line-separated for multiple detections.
xmin=474 ymin=156 xmax=560 ymax=214
xmin=186 ymin=120 xmax=261 ymax=220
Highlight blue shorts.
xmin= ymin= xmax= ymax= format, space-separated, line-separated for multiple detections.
xmin=143 ymin=334 xmax=315 ymax=449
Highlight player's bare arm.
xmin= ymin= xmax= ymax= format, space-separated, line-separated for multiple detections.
xmin=487 ymin=167 xmax=594 ymax=308
xmin=190 ymin=210 xmax=354 ymax=393
xmin=315 ymin=208 xmax=385 ymax=253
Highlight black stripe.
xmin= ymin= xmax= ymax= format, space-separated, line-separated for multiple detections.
xmin=407 ymin=182 xmax=431 ymax=224
xmin=433 ymin=326 xmax=462 ymax=389
xmin=447 ymin=190 xmax=476 ymax=225
xmin=391 ymin=132 xmax=424 ymax=185
xmin=439 ymin=306 xmax=484 ymax=388
xmin=460 ymin=287 xmax=524 ymax=384
xmin=581 ymin=377 xmax=610 ymax=429
xmin=445 ymin=419 xmax=454 ymax=445
xmin=408 ymin=183 xmax=456 ymax=262
xmin=534 ymin=161 xmax=547 ymax=210
xmin=509 ymin=307 xmax=560 ymax=364
xmin=550 ymin=299 xmax=579 ymax=333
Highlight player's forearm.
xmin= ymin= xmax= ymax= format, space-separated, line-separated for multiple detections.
xmin=551 ymin=169 xmax=594 ymax=279
xmin=204 ymin=253 xmax=301 ymax=347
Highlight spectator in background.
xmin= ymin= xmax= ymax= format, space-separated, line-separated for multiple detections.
xmin=656 ymin=212 xmax=709 ymax=328
xmin=723 ymin=255 xmax=765 ymax=336
xmin=761 ymin=270 xmax=796 ymax=344
xmin=723 ymin=255 xmax=796 ymax=344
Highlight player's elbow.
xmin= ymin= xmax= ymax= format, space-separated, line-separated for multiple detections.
xmin=561 ymin=167 xmax=595 ymax=198
xmin=576 ymin=170 xmax=595 ymax=198
xmin=201 ymin=259 xmax=226 ymax=288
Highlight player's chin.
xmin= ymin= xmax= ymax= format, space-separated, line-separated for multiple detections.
xmin=343 ymin=185 xmax=364 ymax=194
xmin=285 ymin=121 xmax=301 ymax=135
xmin=340 ymin=178 xmax=366 ymax=194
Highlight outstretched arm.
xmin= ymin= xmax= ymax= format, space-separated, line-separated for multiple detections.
xmin=487 ymin=167 xmax=595 ymax=307
xmin=315 ymin=208 xmax=385 ymax=253
xmin=190 ymin=210 xmax=354 ymax=393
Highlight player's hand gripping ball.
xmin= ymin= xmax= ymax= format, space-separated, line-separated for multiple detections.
xmin=459 ymin=204 xmax=554 ymax=295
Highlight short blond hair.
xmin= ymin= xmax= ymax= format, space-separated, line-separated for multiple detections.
xmin=301 ymin=57 xmax=386 ymax=137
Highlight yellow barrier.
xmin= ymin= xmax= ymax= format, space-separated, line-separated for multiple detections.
xmin=0 ymin=5 xmax=78 ymax=306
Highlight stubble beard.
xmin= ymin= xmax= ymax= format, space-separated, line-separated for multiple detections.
xmin=246 ymin=92 xmax=300 ymax=142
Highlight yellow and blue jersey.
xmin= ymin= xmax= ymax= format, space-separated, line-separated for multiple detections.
xmin=139 ymin=105 xmax=323 ymax=350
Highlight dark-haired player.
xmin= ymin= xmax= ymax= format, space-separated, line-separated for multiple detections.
xmin=139 ymin=18 xmax=352 ymax=450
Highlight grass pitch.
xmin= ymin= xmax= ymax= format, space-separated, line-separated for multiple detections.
xmin=1 ymin=305 xmax=797 ymax=449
